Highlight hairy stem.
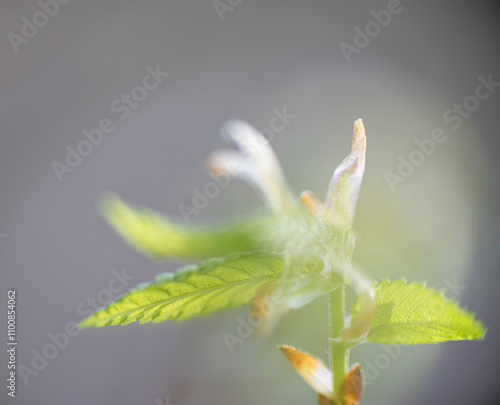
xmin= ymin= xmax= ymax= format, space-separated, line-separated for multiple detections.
xmin=329 ymin=284 xmax=348 ymax=404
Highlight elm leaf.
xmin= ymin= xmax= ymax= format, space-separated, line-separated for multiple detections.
xmin=78 ymin=253 xmax=326 ymax=328
xmin=100 ymin=194 xmax=270 ymax=260
xmin=352 ymin=278 xmax=486 ymax=344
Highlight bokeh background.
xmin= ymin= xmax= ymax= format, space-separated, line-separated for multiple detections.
xmin=1 ymin=0 xmax=499 ymax=404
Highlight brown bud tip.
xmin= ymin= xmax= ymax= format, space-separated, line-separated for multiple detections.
xmin=317 ymin=394 xmax=335 ymax=405
xmin=300 ymin=190 xmax=323 ymax=215
xmin=278 ymin=345 xmax=333 ymax=399
xmin=353 ymin=118 xmax=365 ymax=140
xmin=343 ymin=363 xmax=365 ymax=405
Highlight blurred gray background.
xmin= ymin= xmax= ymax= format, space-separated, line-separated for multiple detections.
xmin=1 ymin=0 xmax=499 ymax=404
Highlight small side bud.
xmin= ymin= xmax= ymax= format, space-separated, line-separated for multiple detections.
xmin=300 ymin=190 xmax=323 ymax=215
xmin=343 ymin=363 xmax=364 ymax=405
xmin=250 ymin=282 xmax=288 ymax=335
xmin=318 ymin=394 xmax=335 ymax=405
xmin=278 ymin=345 xmax=333 ymax=399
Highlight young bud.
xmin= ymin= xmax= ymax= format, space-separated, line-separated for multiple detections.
xmin=343 ymin=363 xmax=364 ymax=405
xmin=278 ymin=345 xmax=333 ymax=399
xmin=207 ymin=120 xmax=296 ymax=212
xmin=300 ymin=190 xmax=323 ymax=215
xmin=320 ymin=119 xmax=367 ymax=230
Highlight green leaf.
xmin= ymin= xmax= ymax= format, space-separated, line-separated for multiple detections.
xmin=100 ymin=194 xmax=354 ymax=266
xmin=100 ymin=194 xmax=270 ymax=260
xmin=78 ymin=253 xmax=326 ymax=328
xmin=353 ymin=278 xmax=486 ymax=344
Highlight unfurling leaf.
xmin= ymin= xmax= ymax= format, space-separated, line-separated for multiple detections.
xmin=352 ymin=279 xmax=486 ymax=344
xmin=100 ymin=194 xmax=270 ymax=260
xmin=208 ymin=120 xmax=297 ymax=213
xmin=278 ymin=345 xmax=333 ymax=399
xmin=319 ymin=119 xmax=366 ymax=230
xmin=79 ymin=253 xmax=327 ymax=328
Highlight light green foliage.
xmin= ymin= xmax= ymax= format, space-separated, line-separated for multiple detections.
xmin=78 ymin=253 xmax=333 ymax=328
xmin=101 ymin=194 xmax=270 ymax=259
xmin=355 ymin=279 xmax=486 ymax=344
xmin=80 ymin=120 xmax=488 ymax=405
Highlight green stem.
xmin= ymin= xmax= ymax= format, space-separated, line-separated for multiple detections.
xmin=329 ymin=284 xmax=349 ymax=404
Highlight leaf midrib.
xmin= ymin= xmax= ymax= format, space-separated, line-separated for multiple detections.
xmin=90 ymin=273 xmax=281 ymax=325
